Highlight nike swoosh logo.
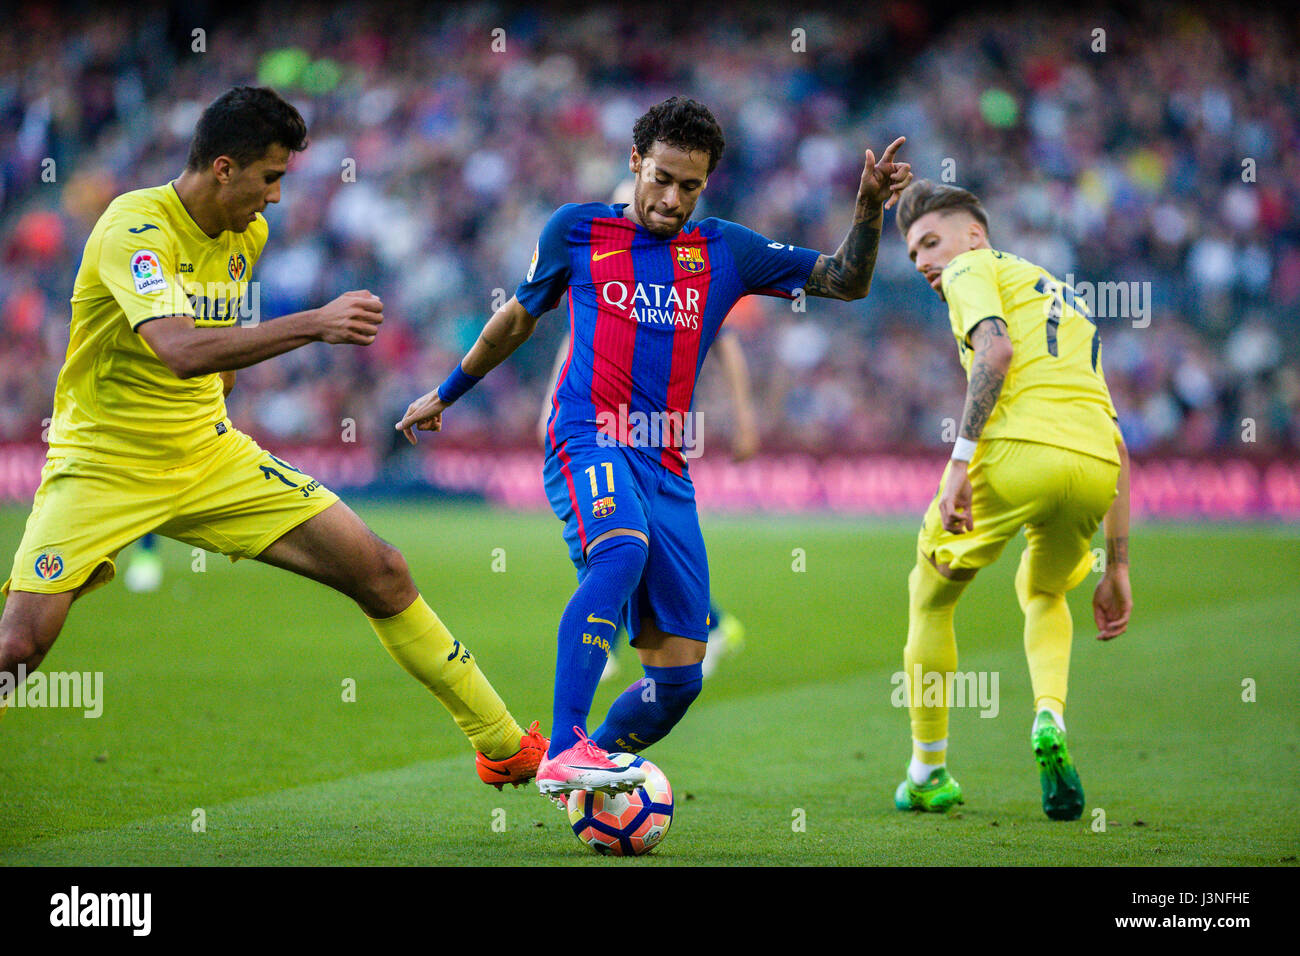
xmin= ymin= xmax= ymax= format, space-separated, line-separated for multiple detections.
xmin=129 ymin=224 xmax=159 ymax=233
xmin=485 ymin=766 xmax=512 ymax=776
xmin=587 ymin=614 xmax=616 ymax=628
xmin=592 ymin=250 xmax=625 ymax=261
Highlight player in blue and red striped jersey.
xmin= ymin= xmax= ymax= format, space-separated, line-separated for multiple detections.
xmin=397 ymin=97 xmax=910 ymax=795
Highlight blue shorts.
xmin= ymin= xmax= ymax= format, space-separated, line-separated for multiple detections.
xmin=543 ymin=432 xmax=710 ymax=643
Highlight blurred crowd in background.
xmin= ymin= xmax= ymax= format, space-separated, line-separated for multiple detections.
xmin=1 ymin=1 xmax=1296 ymax=461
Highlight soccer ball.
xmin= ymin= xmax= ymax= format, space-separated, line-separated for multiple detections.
xmin=565 ymin=754 xmax=673 ymax=856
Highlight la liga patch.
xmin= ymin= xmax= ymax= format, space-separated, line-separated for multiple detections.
xmin=130 ymin=249 xmax=168 ymax=295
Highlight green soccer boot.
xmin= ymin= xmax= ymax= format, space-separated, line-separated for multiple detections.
xmin=1033 ymin=712 xmax=1085 ymax=821
xmin=894 ymin=766 xmax=965 ymax=812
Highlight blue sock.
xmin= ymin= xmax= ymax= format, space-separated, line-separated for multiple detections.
xmin=592 ymin=661 xmax=703 ymax=753
xmin=548 ymin=537 xmax=647 ymax=758
xmin=141 ymin=533 xmax=157 ymax=551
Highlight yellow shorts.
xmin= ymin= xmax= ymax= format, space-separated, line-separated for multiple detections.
xmin=918 ymin=438 xmax=1120 ymax=595
xmin=3 ymin=429 xmax=338 ymax=599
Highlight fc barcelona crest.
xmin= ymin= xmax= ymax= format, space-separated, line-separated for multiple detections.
xmin=592 ymin=496 xmax=616 ymax=518
xmin=675 ymin=246 xmax=705 ymax=273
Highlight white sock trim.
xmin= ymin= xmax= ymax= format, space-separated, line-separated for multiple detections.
xmin=1034 ymin=708 xmax=1065 ymax=736
xmin=909 ymin=739 xmax=947 ymax=785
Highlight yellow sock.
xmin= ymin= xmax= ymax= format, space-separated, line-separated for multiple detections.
xmin=368 ymin=595 xmax=523 ymax=760
xmin=1016 ymin=559 xmax=1073 ymax=717
xmin=904 ymin=553 xmax=969 ymax=765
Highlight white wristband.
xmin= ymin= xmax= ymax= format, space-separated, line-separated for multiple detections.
xmin=951 ymin=437 xmax=978 ymax=462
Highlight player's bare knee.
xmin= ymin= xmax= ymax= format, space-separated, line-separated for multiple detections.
xmin=0 ymin=602 xmax=55 ymax=665
xmin=634 ymin=622 xmax=705 ymax=667
xmin=378 ymin=542 xmax=412 ymax=589
xmin=0 ymin=626 xmax=39 ymax=670
xmin=637 ymin=643 xmax=704 ymax=670
xmin=357 ymin=542 xmax=416 ymax=616
xmin=680 ymin=642 xmax=706 ymax=667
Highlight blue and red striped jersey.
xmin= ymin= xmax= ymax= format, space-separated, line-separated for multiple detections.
xmin=518 ymin=202 xmax=819 ymax=474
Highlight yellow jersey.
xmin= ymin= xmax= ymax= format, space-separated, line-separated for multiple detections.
xmin=940 ymin=247 xmax=1120 ymax=465
xmin=49 ymin=182 xmax=268 ymax=464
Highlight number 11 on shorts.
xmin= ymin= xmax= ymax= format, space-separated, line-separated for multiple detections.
xmin=585 ymin=462 xmax=615 ymax=496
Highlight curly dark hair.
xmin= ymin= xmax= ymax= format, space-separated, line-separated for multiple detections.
xmin=632 ymin=96 xmax=725 ymax=174
xmin=186 ymin=86 xmax=308 ymax=171
xmin=895 ymin=179 xmax=991 ymax=239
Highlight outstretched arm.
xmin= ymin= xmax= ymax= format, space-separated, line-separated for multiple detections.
xmin=938 ymin=317 xmax=1013 ymax=533
xmin=803 ymin=137 xmax=911 ymax=301
xmin=460 ymin=295 xmax=539 ymax=377
xmin=396 ymin=295 xmax=539 ymax=444
xmin=137 ymin=290 xmax=384 ymax=378
xmin=1094 ymin=429 xmax=1132 ymax=640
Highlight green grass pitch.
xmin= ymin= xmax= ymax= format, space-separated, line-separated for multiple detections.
xmin=1 ymin=502 xmax=1296 ymax=866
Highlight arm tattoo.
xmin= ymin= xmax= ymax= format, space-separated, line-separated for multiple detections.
xmin=969 ymin=318 xmax=1007 ymax=345
xmin=804 ymin=205 xmax=883 ymax=300
xmin=957 ymin=318 xmax=1009 ymax=441
xmin=1106 ymin=536 xmax=1129 ymax=566
xmin=466 ymin=303 xmax=537 ymax=374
